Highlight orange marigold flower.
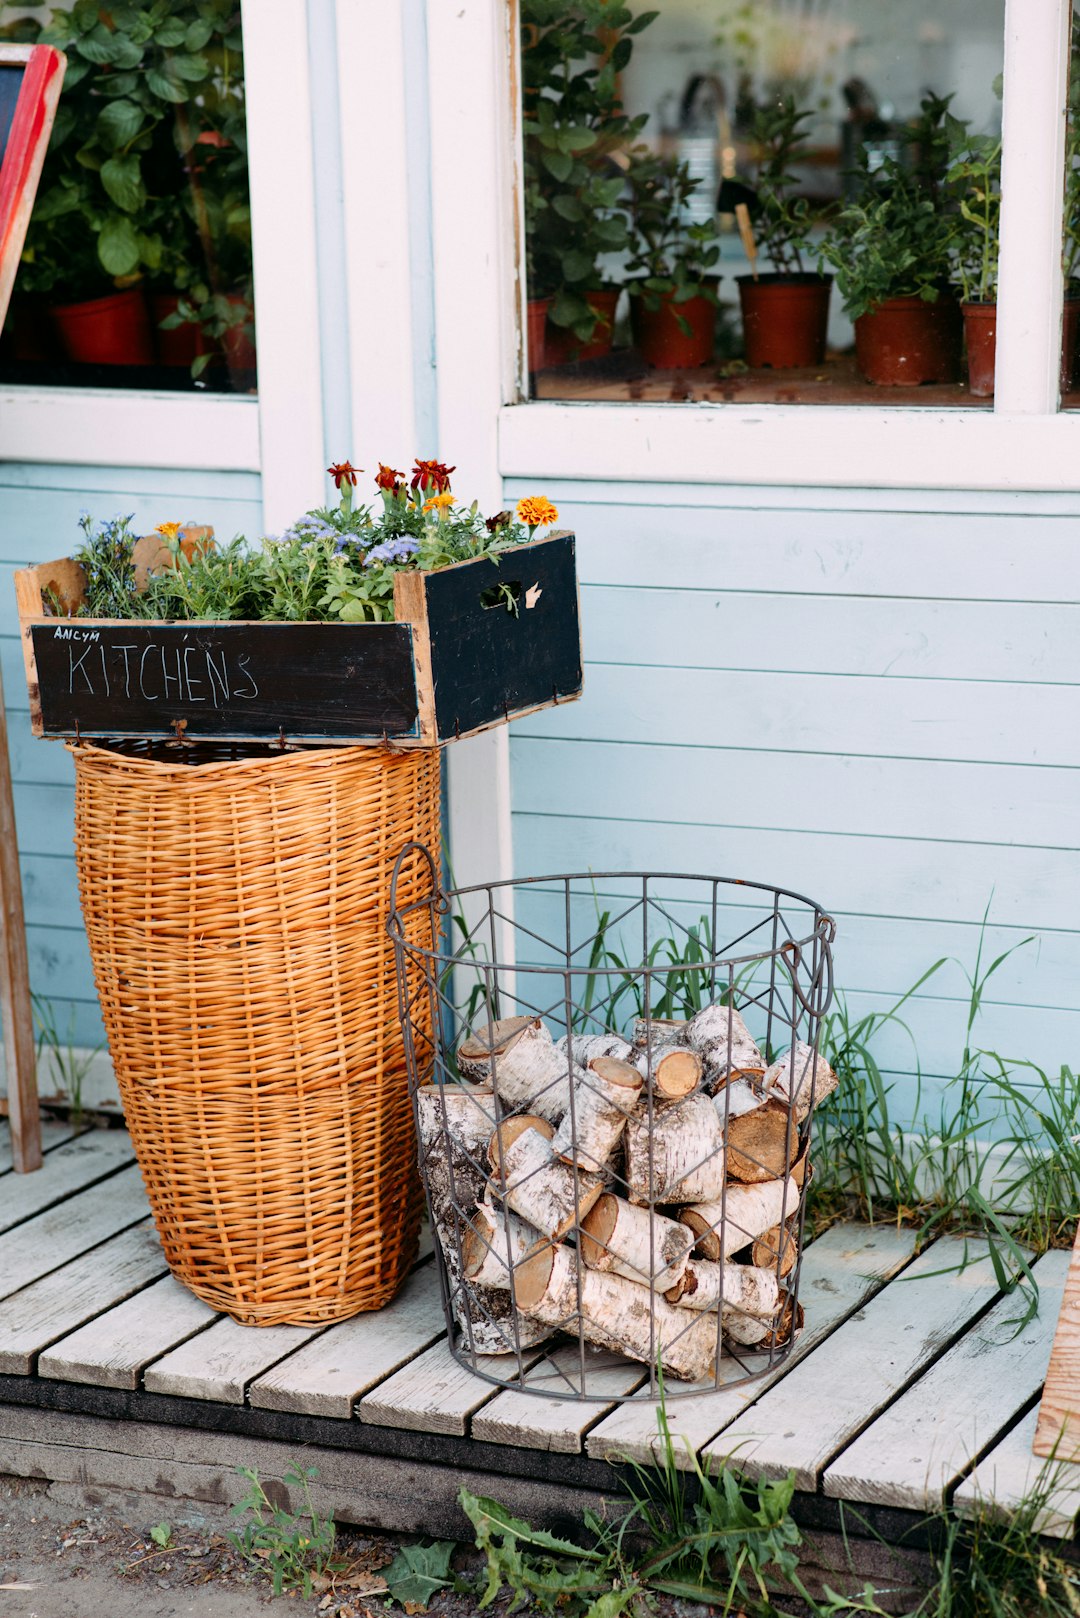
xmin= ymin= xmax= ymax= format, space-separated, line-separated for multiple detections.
xmin=516 ymin=496 xmax=559 ymax=530
xmin=375 ymin=463 xmax=405 ymax=492
xmin=328 ymin=461 xmax=360 ymax=489
xmin=155 ymin=521 xmax=182 ymax=541
xmin=411 ymin=459 xmax=455 ymax=494
xmin=423 ymin=491 xmax=456 ymax=515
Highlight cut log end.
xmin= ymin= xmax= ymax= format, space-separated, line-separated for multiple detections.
xmin=653 ymin=1048 xmax=701 ymax=1100
xmin=751 ymin=1223 xmax=799 ymax=1279
xmin=459 ymin=1015 xmax=539 ymax=1063
xmin=725 ymin=1099 xmax=800 ymax=1184
xmin=487 ymin=1113 xmax=554 ymax=1172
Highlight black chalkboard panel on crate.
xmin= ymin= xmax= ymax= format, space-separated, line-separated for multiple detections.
xmin=15 ymin=531 xmax=583 ymax=746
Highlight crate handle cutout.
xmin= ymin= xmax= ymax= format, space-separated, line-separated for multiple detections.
xmin=480 ymin=579 xmax=524 ymax=613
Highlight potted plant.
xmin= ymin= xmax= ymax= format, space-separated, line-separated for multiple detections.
xmin=724 ymin=96 xmax=832 ymax=369
xmin=625 ymin=153 xmax=721 ymax=368
xmin=520 ymin=0 xmax=655 ymax=367
xmin=945 ymin=117 xmax=1002 ymax=398
xmin=818 ymin=96 xmax=960 ymax=387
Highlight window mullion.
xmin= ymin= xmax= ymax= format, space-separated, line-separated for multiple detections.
xmin=995 ymin=0 xmax=1071 ymax=414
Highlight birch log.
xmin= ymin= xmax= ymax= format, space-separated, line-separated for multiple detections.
xmin=685 ymin=1004 xmax=766 ymax=1090
xmin=633 ymin=1041 xmax=702 ymax=1101
xmin=514 ymin=1242 xmax=723 ymax=1382
xmin=461 ymin=1201 xmax=546 ymax=1289
xmin=556 ymin=1032 xmax=633 ymax=1066
xmin=752 ymin=1222 xmax=799 ymax=1279
xmin=724 ymin=1295 xmax=803 ymax=1348
xmin=580 ymin=1192 xmax=694 ymax=1291
xmin=624 ymin=1093 xmax=726 ymax=1205
xmin=458 ymin=1016 xmax=577 ymax=1121
xmin=677 ymin=1174 xmax=800 ymax=1262
xmin=550 ymin=1056 xmax=642 ymax=1171
xmin=416 ymin=1087 xmax=547 ymax=1354
xmin=726 ymin=1099 xmax=799 ymax=1184
xmin=761 ymin=1042 xmax=839 ymax=1121
xmin=487 ymin=1113 xmax=554 ymax=1173
xmin=632 ymin=1017 xmax=686 ymax=1047
xmin=667 ymin=1259 xmax=780 ymax=1319
xmin=491 ymin=1125 xmax=603 ymax=1240
xmin=713 ymin=1077 xmax=768 ymax=1123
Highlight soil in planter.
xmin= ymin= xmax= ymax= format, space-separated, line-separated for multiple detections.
xmin=632 ymin=291 xmax=716 ymax=369
xmin=854 ymin=294 xmax=962 ymax=387
xmin=544 ymin=288 xmax=620 ymax=366
xmin=737 ymin=274 xmax=831 ymax=369
xmin=49 ymin=287 xmax=154 ymax=367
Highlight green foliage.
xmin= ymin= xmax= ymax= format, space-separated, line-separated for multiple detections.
xmin=227 ymin=1462 xmax=341 ymax=1599
xmin=521 ymin=1 xmax=656 ymax=341
xmin=944 ymin=120 xmax=1001 ymax=305
xmin=382 ymin=1540 xmax=456 ymax=1606
xmin=16 ymin=0 xmax=250 ymax=311
xmin=624 ymin=152 xmax=721 ymax=326
xmin=74 ymin=511 xmax=155 ymax=619
xmin=149 ymin=1522 xmax=173 ymax=1549
xmin=460 ymin=1488 xmax=634 ymax=1617
xmin=31 ymin=994 xmax=105 ymax=1130
xmin=744 ymin=96 xmax=818 ymax=275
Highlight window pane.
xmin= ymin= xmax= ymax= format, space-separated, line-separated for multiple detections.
xmin=523 ymin=0 xmax=1004 ymax=407
xmin=1062 ymin=3 xmax=1080 ymax=407
xmin=1 ymin=2 xmax=255 ymax=394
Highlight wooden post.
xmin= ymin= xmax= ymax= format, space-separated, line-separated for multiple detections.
xmin=0 ymin=669 xmax=40 ymax=1171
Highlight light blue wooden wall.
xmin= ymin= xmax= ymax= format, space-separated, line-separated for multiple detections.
xmin=503 ymin=477 xmax=1080 ymax=1124
xmin=0 ymin=463 xmax=263 ymax=1048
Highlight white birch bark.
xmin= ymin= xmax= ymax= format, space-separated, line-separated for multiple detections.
xmin=677 ymin=1174 xmax=801 ymax=1263
xmin=458 ymin=1016 xmax=578 ymax=1120
xmin=685 ymin=1003 xmax=766 ymax=1089
xmin=556 ymin=1032 xmax=633 ymax=1066
xmin=580 ymin=1192 xmax=694 ymax=1291
xmin=514 ymin=1242 xmax=723 ymax=1382
xmin=633 ymin=1041 xmax=702 ymax=1100
xmin=550 ymin=1056 xmax=642 ymax=1172
xmin=723 ymin=1295 xmax=803 ymax=1348
xmin=761 ymin=1042 xmax=839 ymax=1121
xmin=460 ymin=1201 xmax=547 ymax=1289
xmin=490 ymin=1124 xmax=603 ymax=1240
xmin=624 ymin=1093 xmax=726 ymax=1205
xmin=667 ymin=1258 xmax=780 ymax=1318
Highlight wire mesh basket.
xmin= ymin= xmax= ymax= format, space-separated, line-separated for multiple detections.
xmin=388 ymin=849 xmax=836 ymax=1401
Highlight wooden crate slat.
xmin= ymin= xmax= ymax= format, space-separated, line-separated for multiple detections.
xmin=247 ymin=1261 xmax=445 ymax=1418
xmin=1033 ymin=1223 xmax=1080 ymax=1460
xmin=0 ymin=1162 xmax=149 ymax=1301
xmin=358 ymin=1338 xmax=540 ymax=1437
xmin=586 ymin=1222 xmax=920 ymax=1468
xmin=0 ymin=1119 xmax=81 ymax=1175
xmin=470 ymin=1343 xmax=645 ymax=1454
xmin=824 ymin=1246 xmax=1070 ymax=1511
xmin=143 ymin=1314 xmax=321 ymax=1405
xmin=39 ymin=1272 xmax=216 ymax=1390
xmin=0 ymin=1221 xmax=165 ymax=1373
xmin=954 ymin=1406 xmax=1080 ymax=1539
xmin=702 ymin=1235 xmax=1006 ymax=1490
xmin=0 ymin=1128 xmax=133 ymax=1233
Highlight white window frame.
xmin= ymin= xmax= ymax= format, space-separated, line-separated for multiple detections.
xmin=431 ymin=0 xmax=1080 ymax=494
xmin=0 ymin=0 xmax=328 ymax=533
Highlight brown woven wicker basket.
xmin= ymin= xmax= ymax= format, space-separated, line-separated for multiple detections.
xmin=72 ymin=738 xmax=440 ymax=1326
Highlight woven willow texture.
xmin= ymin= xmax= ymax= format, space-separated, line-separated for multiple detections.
xmin=72 ymin=740 xmax=440 ymax=1326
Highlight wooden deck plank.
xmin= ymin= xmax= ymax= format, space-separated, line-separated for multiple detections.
xmin=359 ymin=1339 xmax=536 ymax=1437
xmin=703 ymin=1235 xmax=1005 ymax=1490
xmin=0 ymin=1129 xmax=133 ymax=1233
xmin=39 ymin=1272 xmax=216 ymax=1390
xmin=0 ymin=1162 xmax=149 ymax=1300
xmin=144 ymin=1314 xmax=321 ymax=1405
xmin=471 ymin=1344 xmax=645 ymax=1453
xmin=1034 ymin=1223 xmax=1080 ymax=1460
xmin=0 ymin=1119 xmax=79 ymax=1174
xmin=247 ymin=1261 xmax=445 ymax=1418
xmin=587 ymin=1222 xmax=920 ymax=1468
xmin=954 ymin=1406 xmax=1080 ymax=1539
xmin=824 ymin=1247 xmax=1071 ymax=1511
xmin=0 ymin=1222 xmax=166 ymax=1373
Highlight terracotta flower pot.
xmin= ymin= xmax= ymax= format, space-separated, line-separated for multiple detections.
xmin=149 ymin=292 xmax=210 ymax=369
xmin=854 ymin=294 xmax=962 ymax=386
xmin=960 ymin=301 xmax=996 ymax=397
xmin=527 ymin=296 xmax=551 ymax=371
xmin=49 ymin=287 xmax=154 ymax=366
xmin=544 ymin=288 xmax=620 ymax=365
xmin=631 ymin=289 xmax=716 ymax=369
xmin=737 ymin=273 xmax=832 ymax=369
xmin=221 ymin=293 xmax=256 ymax=377
xmin=2 ymin=295 xmax=61 ymax=363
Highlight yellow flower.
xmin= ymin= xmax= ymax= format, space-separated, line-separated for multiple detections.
xmin=422 ymin=491 xmax=456 ymax=516
xmin=155 ymin=521 xmax=182 ymax=542
xmin=516 ymin=496 xmax=559 ymax=531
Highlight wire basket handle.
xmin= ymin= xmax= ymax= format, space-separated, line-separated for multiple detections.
xmin=780 ymin=914 xmax=835 ymax=1019
xmin=389 ymin=839 xmax=450 ymax=921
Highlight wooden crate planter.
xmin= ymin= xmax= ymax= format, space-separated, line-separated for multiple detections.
xmin=14 ymin=531 xmax=582 ymax=746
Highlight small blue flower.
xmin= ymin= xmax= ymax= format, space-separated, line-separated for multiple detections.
xmin=364 ymin=535 xmax=419 ymax=567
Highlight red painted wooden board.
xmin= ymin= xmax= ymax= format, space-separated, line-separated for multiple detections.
xmin=0 ymin=43 xmax=66 ymax=330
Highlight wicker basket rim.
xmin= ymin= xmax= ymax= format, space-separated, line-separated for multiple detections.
xmin=67 ymin=739 xmax=413 ymax=783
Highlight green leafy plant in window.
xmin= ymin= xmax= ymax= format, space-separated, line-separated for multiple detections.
xmin=521 ymin=1 xmax=656 ymax=345
xmin=624 ymin=152 xmax=721 ymax=328
xmin=738 ymin=95 xmax=819 ymax=275
xmin=945 ymin=120 xmax=1001 ymax=306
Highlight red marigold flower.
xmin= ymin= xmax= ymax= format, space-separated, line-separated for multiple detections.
xmin=411 ymin=459 xmax=456 ymax=494
xmin=375 ymin=463 xmax=405 ymax=492
xmin=328 ymin=461 xmax=360 ymax=489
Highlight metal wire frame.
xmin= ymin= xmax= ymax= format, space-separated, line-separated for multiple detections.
xmin=389 ymin=848 xmax=835 ymax=1402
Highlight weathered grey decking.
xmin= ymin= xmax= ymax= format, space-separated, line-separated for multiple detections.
xmin=1 ymin=1122 xmax=1078 ymax=1543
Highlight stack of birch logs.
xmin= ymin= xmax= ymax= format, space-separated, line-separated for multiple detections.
xmin=415 ymin=1003 xmax=838 ymax=1382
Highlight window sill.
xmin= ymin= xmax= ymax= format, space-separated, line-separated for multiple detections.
xmin=499 ymin=394 xmax=1080 ymax=493
xmin=1 ymin=386 xmax=261 ymax=473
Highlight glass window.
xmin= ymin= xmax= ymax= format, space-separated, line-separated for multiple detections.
xmin=0 ymin=1 xmax=254 ymax=393
xmin=1062 ymin=3 xmax=1080 ymax=407
xmin=523 ymin=0 xmax=1004 ymax=407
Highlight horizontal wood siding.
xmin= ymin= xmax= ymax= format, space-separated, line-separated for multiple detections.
xmin=0 ymin=463 xmax=263 ymax=1056
xmin=503 ymin=480 xmax=1080 ymax=1121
